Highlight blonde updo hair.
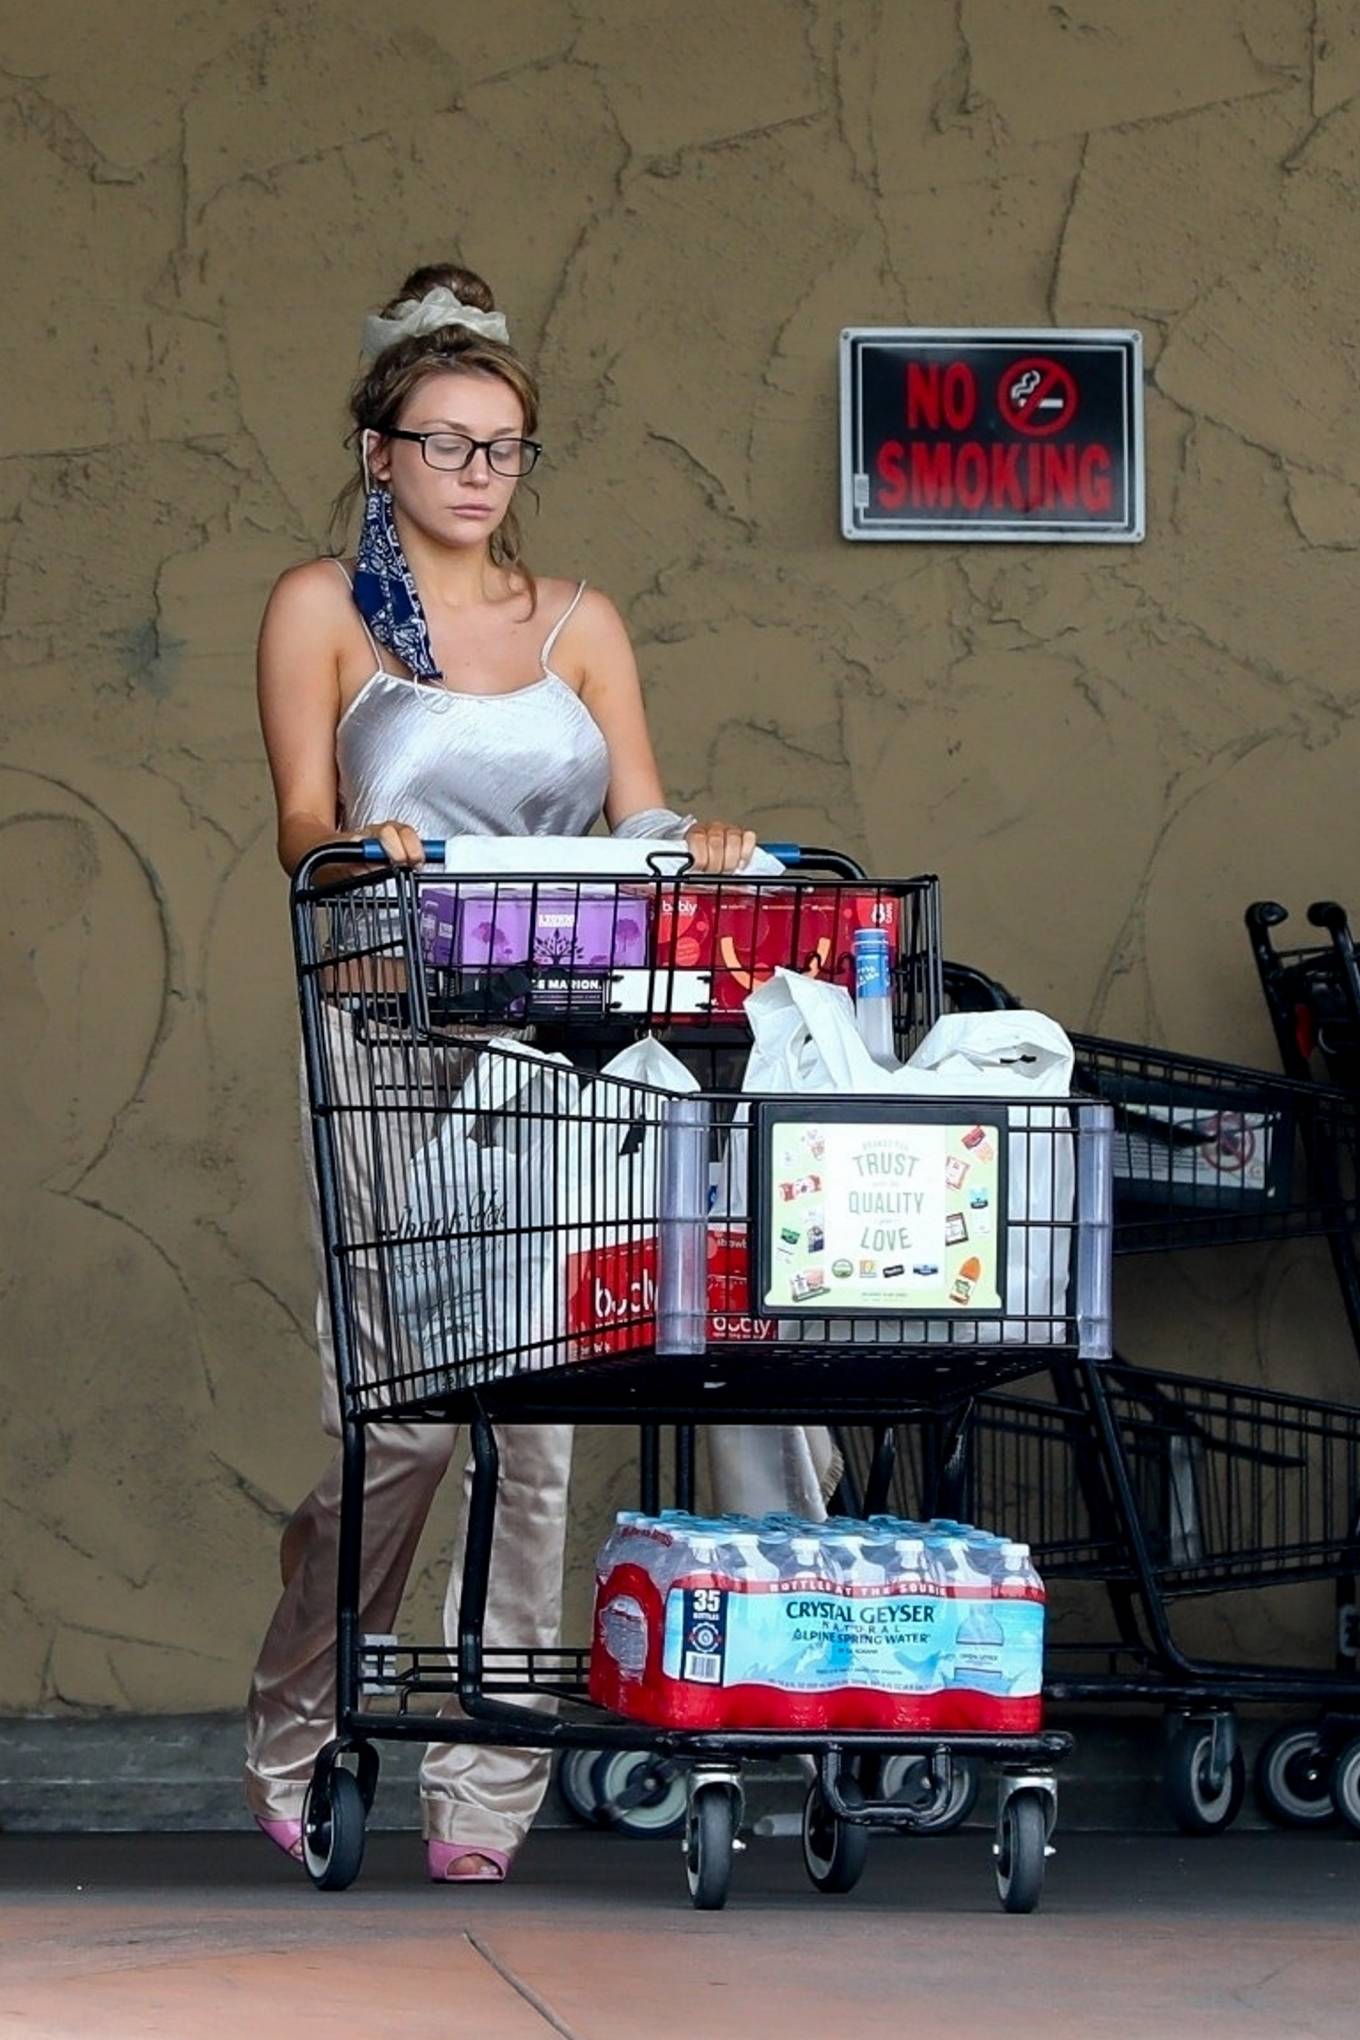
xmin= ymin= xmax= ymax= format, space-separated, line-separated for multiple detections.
xmin=332 ymin=262 xmax=539 ymax=602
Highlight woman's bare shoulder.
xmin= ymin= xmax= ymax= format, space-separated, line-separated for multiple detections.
xmin=528 ymin=572 xmax=586 ymax=612
xmin=266 ymin=556 xmax=353 ymax=618
xmin=536 ymin=577 xmax=624 ymax=633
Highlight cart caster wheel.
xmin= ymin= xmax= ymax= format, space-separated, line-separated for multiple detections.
xmin=557 ymin=1747 xmax=607 ymax=1828
xmin=994 ymin=1791 xmax=1047 ymax=1915
xmin=879 ymin=1754 xmax=980 ymax=1833
xmin=591 ymin=1750 xmax=687 ymax=1839
xmin=1164 ymin=1719 xmax=1246 ymax=1836
xmin=685 ymin=1783 xmax=737 ymax=1911
xmin=302 ymin=1766 xmax=366 ymax=1892
xmin=1256 ymin=1724 xmax=1337 ymax=1828
xmin=1328 ymin=1736 xmax=1360 ymax=1830
xmin=802 ymin=1777 xmax=869 ymax=1895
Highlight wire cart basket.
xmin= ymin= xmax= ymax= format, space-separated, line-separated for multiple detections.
xmin=287 ymin=841 xmax=1116 ymax=1912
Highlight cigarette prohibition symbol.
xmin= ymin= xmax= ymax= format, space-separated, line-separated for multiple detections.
xmin=998 ymin=356 xmax=1078 ymax=437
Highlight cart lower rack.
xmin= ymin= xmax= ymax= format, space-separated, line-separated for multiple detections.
xmin=836 ymin=1359 xmax=1360 ymax=1833
xmin=307 ymin=1412 xmax=1070 ymax=1911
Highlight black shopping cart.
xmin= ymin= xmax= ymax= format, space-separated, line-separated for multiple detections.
xmin=1247 ymin=899 xmax=1360 ymax=1093
xmin=1246 ymin=898 xmax=1360 ymax=1362
xmin=287 ymin=841 xmax=1116 ymax=1912
xmin=837 ymin=1357 xmax=1360 ymax=1832
xmin=839 ymin=1003 xmax=1360 ymax=1834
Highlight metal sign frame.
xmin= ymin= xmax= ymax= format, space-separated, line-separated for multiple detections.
xmin=839 ymin=326 xmax=1145 ymax=545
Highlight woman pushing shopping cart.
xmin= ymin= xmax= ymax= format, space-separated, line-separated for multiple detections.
xmin=252 ymin=256 xmax=1111 ymax=1914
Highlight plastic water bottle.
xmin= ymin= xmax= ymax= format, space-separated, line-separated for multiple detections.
xmin=820 ymin=1523 xmax=867 ymax=1591
xmin=1000 ymin=1539 xmax=1040 ymax=1583
xmin=950 ymin=1599 xmax=1009 ymax=1693
xmin=996 ymin=1542 xmax=1046 ymax=1703
xmin=852 ymin=927 xmax=897 ymax=1069
xmin=785 ymin=1533 xmax=827 ymax=1579
xmin=926 ymin=1523 xmax=969 ymax=1588
xmin=859 ymin=1529 xmax=903 ymax=1588
xmin=718 ymin=1528 xmax=778 ymax=1585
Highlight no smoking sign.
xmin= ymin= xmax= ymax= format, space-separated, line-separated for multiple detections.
xmin=841 ymin=327 xmax=1144 ymax=542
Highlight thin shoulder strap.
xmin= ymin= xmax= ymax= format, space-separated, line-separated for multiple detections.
xmin=329 ymin=556 xmax=390 ymax=674
xmin=540 ymin=580 xmax=588 ymax=672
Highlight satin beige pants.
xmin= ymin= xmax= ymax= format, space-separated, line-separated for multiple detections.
xmin=244 ymin=1002 xmax=571 ymax=1852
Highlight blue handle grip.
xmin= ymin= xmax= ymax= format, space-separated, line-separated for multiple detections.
xmin=359 ymin=838 xmax=800 ymax=866
xmin=360 ymin=838 xmax=447 ymax=863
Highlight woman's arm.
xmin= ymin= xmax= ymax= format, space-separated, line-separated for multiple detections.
xmin=573 ymin=590 xmax=756 ymax=873
xmin=257 ymin=562 xmax=423 ymax=874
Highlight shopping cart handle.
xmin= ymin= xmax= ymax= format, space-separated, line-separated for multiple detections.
xmin=1307 ymin=900 xmax=1349 ymax=935
xmin=359 ymin=838 xmax=446 ymax=863
xmin=358 ymin=838 xmax=804 ymax=867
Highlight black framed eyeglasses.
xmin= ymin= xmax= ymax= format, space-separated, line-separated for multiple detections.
xmin=385 ymin=429 xmax=542 ymax=478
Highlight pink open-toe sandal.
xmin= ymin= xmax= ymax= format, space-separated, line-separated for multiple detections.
xmin=426 ymin=1840 xmax=513 ymax=1883
xmin=255 ymin=1815 xmax=305 ymax=1864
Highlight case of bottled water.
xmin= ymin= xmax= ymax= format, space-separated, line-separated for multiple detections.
xmin=589 ymin=1508 xmax=1045 ymax=1731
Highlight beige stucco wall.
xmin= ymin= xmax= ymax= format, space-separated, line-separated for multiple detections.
xmin=3 ymin=0 xmax=1359 ymax=1712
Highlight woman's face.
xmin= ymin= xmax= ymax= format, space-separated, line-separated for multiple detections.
xmin=370 ymin=368 xmax=528 ymax=551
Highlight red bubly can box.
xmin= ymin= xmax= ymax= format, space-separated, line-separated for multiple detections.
xmin=565 ymin=1225 xmax=776 ymax=1359
xmin=654 ymin=886 xmax=899 ymax=1013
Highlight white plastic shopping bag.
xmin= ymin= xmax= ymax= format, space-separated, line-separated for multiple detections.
xmin=740 ymin=970 xmax=1076 ymax=1343
xmin=742 ymin=969 xmax=1073 ymax=1097
xmin=563 ymin=1037 xmax=841 ymax=1512
xmin=391 ymin=1042 xmax=580 ymax=1388
xmin=564 ymin=1036 xmax=698 ymax=1357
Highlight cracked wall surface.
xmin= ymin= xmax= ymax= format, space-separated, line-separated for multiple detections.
xmin=3 ymin=0 xmax=1359 ymax=1711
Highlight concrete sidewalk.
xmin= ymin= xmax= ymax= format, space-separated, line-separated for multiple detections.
xmin=1 ymin=1830 xmax=1358 ymax=2038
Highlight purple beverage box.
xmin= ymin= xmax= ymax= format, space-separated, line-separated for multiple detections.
xmin=420 ymin=885 xmax=651 ymax=1008
xmin=419 ymin=888 xmax=460 ymax=968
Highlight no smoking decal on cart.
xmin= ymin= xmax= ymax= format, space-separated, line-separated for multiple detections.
xmin=841 ymin=328 xmax=1144 ymax=542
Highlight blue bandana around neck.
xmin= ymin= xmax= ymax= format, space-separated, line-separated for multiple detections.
xmin=351 ymin=485 xmax=443 ymax=681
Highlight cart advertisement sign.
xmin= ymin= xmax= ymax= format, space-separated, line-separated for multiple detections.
xmin=840 ymin=327 xmax=1144 ymax=543
xmin=753 ymin=1103 xmax=1007 ymax=1317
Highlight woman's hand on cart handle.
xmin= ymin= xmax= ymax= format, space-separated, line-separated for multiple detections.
xmin=684 ymin=821 xmax=758 ymax=874
xmin=355 ymin=821 xmax=428 ymax=868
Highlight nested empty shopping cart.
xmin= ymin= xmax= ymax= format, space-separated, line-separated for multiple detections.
xmin=287 ymin=840 xmax=1115 ymax=1911
xmin=1248 ymin=898 xmax=1360 ymax=1096
xmin=837 ymin=1017 xmax=1360 ymax=1834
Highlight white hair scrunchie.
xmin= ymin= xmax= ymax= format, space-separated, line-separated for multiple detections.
xmin=360 ymin=285 xmax=511 ymax=362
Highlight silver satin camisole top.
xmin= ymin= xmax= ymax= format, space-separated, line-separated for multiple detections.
xmin=331 ymin=567 xmax=690 ymax=843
